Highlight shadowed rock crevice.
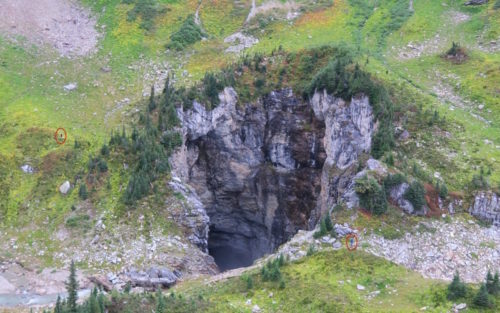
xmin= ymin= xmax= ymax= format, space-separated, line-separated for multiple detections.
xmin=172 ymin=87 xmax=374 ymax=271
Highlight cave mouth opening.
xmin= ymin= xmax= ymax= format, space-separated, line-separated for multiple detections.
xmin=208 ymin=243 xmax=254 ymax=272
xmin=207 ymin=225 xmax=267 ymax=272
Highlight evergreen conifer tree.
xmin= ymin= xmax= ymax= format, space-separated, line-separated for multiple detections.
xmin=324 ymin=214 xmax=333 ymax=232
xmin=89 ymin=287 xmax=99 ymax=313
xmin=156 ymin=287 xmax=166 ymax=313
xmin=320 ymin=218 xmax=327 ymax=235
xmin=493 ymin=271 xmax=500 ymax=295
xmin=439 ymin=183 xmax=448 ymax=199
xmin=78 ymin=184 xmax=88 ymax=200
xmin=487 ymin=271 xmax=500 ymax=295
xmin=158 ymin=111 xmax=164 ymax=132
xmin=98 ymin=292 xmax=105 ymax=313
xmin=486 ymin=270 xmax=494 ymax=294
xmin=447 ymin=271 xmax=466 ymax=300
xmin=54 ymin=295 xmax=63 ymax=313
xmin=149 ymin=85 xmax=156 ymax=112
xmin=100 ymin=144 xmax=110 ymax=157
xmin=66 ymin=260 xmax=79 ymax=313
xmin=473 ymin=284 xmax=491 ymax=308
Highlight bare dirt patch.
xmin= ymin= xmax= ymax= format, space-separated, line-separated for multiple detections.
xmin=0 ymin=0 xmax=99 ymax=56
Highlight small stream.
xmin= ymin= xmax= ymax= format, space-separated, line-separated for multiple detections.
xmin=0 ymin=289 xmax=91 ymax=307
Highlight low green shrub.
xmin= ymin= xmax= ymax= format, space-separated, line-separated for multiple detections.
xmin=261 ymin=256 xmax=286 ymax=282
xmin=383 ymin=173 xmax=407 ymax=195
xmin=404 ymin=181 xmax=426 ymax=211
xmin=166 ymin=15 xmax=204 ymax=51
xmin=123 ymin=0 xmax=166 ymax=31
xmin=313 ymin=214 xmax=334 ymax=238
xmin=65 ymin=214 xmax=90 ymax=228
xmin=355 ymin=176 xmax=388 ymax=215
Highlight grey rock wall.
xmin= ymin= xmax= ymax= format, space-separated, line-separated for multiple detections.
xmin=171 ymin=87 xmax=374 ymax=268
xmin=470 ymin=191 xmax=500 ymax=226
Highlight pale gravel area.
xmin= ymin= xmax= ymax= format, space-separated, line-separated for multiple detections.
xmin=362 ymin=218 xmax=500 ymax=283
xmin=0 ymin=0 xmax=99 ymax=56
xmin=246 ymin=0 xmax=300 ymax=23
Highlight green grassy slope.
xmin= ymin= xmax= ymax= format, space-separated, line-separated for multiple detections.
xmin=103 ymin=249 xmax=499 ymax=312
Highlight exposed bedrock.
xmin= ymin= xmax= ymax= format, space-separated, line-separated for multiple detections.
xmin=470 ymin=191 xmax=500 ymax=226
xmin=172 ymin=87 xmax=374 ymax=270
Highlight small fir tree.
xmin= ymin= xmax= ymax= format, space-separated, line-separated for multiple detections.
xmin=324 ymin=214 xmax=333 ymax=232
xmin=473 ymin=284 xmax=491 ymax=308
xmin=156 ymin=287 xmax=166 ymax=313
xmin=78 ymin=184 xmax=88 ymax=200
xmin=89 ymin=287 xmax=99 ymax=313
xmin=54 ymin=295 xmax=63 ymax=313
xmin=493 ymin=272 xmax=500 ymax=295
xmin=486 ymin=271 xmax=500 ymax=295
xmin=100 ymin=144 xmax=109 ymax=157
xmin=447 ymin=271 xmax=466 ymax=300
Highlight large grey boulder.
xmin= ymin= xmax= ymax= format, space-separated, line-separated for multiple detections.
xmin=334 ymin=223 xmax=356 ymax=237
xmin=470 ymin=191 xmax=500 ymax=226
xmin=389 ymin=183 xmax=414 ymax=214
xmin=59 ymin=181 xmax=71 ymax=194
xmin=127 ymin=267 xmax=179 ymax=289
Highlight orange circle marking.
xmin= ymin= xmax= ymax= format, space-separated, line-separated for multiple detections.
xmin=345 ymin=233 xmax=358 ymax=251
xmin=54 ymin=127 xmax=67 ymax=145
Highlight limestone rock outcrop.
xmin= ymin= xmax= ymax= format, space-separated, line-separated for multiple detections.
xmin=171 ymin=87 xmax=374 ymax=269
xmin=470 ymin=191 xmax=500 ymax=226
xmin=168 ymin=178 xmax=210 ymax=252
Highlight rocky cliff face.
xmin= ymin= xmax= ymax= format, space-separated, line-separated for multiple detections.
xmin=470 ymin=191 xmax=500 ymax=226
xmin=171 ymin=87 xmax=374 ymax=270
xmin=310 ymin=90 xmax=374 ymax=214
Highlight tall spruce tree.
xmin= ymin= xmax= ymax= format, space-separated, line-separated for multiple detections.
xmin=66 ymin=260 xmax=79 ymax=313
xmin=149 ymin=85 xmax=156 ymax=112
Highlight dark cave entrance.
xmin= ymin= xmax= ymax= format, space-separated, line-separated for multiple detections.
xmin=208 ymin=228 xmax=254 ymax=271
xmin=187 ymin=89 xmax=329 ymax=272
xmin=207 ymin=223 xmax=270 ymax=272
